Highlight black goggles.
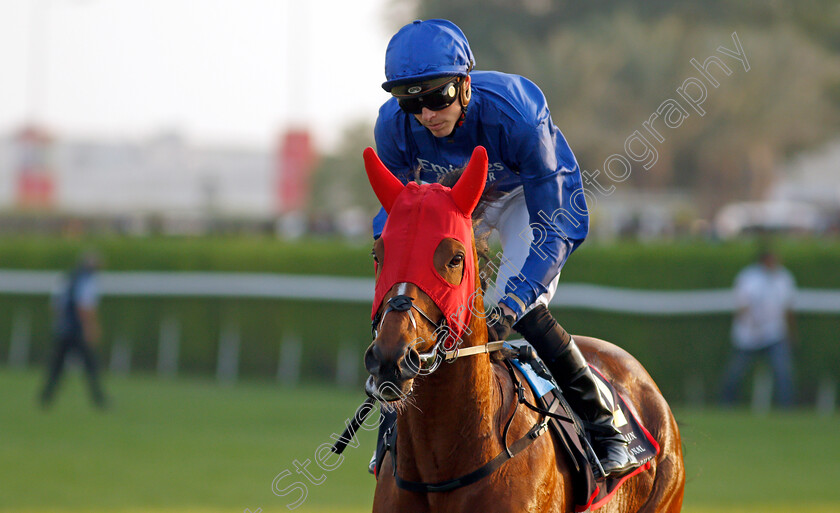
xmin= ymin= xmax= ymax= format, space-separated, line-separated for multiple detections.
xmin=393 ymin=78 xmax=461 ymax=115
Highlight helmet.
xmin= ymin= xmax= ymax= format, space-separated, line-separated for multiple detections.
xmin=382 ymin=19 xmax=475 ymax=92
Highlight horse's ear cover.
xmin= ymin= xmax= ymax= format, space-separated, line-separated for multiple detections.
xmin=450 ymin=146 xmax=488 ymax=216
xmin=363 ymin=147 xmax=404 ymax=214
xmin=366 ymin=145 xmax=488 ymax=345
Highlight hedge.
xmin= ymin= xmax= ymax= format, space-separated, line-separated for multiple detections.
xmin=1 ymin=235 xmax=837 ymax=406
xmin=2 ymin=234 xmax=839 ymax=288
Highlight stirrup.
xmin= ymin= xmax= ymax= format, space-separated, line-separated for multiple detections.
xmin=581 ymin=436 xmax=607 ymax=479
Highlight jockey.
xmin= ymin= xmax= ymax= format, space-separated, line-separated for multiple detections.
xmin=371 ymin=19 xmax=636 ymax=477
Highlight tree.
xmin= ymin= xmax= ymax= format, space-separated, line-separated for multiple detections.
xmin=308 ymin=122 xmax=380 ymax=217
xmin=405 ymin=1 xmax=840 ymax=213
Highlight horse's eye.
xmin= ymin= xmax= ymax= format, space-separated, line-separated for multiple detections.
xmin=371 ymin=250 xmax=379 ymax=263
xmin=448 ymin=254 xmax=464 ymax=268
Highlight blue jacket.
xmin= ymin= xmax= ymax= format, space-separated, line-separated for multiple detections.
xmin=373 ymin=70 xmax=589 ymax=316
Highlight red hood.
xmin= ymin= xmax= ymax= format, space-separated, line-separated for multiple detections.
xmin=365 ymin=146 xmax=488 ymax=345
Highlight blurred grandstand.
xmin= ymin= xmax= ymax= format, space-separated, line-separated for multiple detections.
xmin=1 ymin=127 xmax=837 ymax=240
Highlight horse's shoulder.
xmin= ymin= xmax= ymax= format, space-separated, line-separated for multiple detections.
xmin=490 ymin=359 xmax=515 ymax=403
xmin=489 ymin=358 xmax=540 ymax=420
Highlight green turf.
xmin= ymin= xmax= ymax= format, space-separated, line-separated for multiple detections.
xmin=1 ymin=369 xmax=837 ymax=512
xmin=0 ymin=370 xmax=377 ymax=513
xmin=677 ymin=409 xmax=840 ymax=510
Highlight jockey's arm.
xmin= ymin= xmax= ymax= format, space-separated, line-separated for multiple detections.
xmin=498 ymin=119 xmax=589 ymax=319
xmin=372 ymin=207 xmax=388 ymax=240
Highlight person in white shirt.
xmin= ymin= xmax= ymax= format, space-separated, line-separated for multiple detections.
xmin=720 ymin=249 xmax=797 ymax=407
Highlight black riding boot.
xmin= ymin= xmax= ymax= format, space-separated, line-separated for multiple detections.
xmin=514 ymin=305 xmax=637 ymax=477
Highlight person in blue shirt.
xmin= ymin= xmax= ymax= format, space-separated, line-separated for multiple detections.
xmin=39 ymin=251 xmax=108 ymax=410
xmin=371 ymin=19 xmax=635 ymax=476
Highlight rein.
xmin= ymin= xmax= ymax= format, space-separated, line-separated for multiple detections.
xmin=372 ymin=294 xmax=511 ymax=372
xmin=441 ymin=340 xmax=508 ymax=360
xmin=383 ymin=359 xmax=552 ymax=494
xmin=362 ymin=295 xmax=564 ymax=494
xmin=333 ymin=340 xmax=509 ymax=458
xmin=373 ymin=294 xmax=491 ymax=374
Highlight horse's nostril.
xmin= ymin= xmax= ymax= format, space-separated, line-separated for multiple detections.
xmin=400 ymin=348 xmax=421 ymax=380
xmin=365 ymin=341 xmax=418 ymax=384
xmin=364 ymin=344 xmax=380 ymax=375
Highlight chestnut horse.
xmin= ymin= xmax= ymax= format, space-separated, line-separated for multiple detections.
xmin=362 ymin=146 xmax=684 ymax=512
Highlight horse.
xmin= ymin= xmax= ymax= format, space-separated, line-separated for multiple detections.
xmin=362 ymin=145 xmax=685 ymax=512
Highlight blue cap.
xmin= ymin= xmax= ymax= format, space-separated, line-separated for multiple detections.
xmin=382 ymin=19 xmax=475 ymax=92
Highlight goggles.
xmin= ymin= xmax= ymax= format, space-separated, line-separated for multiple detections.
xmin=392 ymin=77 xmax=461 ymax=115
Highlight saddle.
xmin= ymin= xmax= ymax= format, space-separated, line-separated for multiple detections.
xmin=371 ymin=341 xmax=659 ymax=512
xmin=505 ymin=341 xmax=659 ymax=511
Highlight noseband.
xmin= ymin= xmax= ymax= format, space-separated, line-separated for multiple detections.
xmin=371 ymin=294 xmax=510 ymax=374
xmin=372 ymin=294 xmax=450 ymax=373
xmin=372 ymin=294 xmax=444 ymax=338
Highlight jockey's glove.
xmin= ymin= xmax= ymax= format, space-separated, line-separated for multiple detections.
xmin=486 ymin=305 xmax=516 ymax=341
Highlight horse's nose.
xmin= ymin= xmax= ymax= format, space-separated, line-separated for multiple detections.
xmin=401 ymin=347 xmax=421 ymax=380
xmin=364 ymin=343 xmax=381 ymax=376
xmin=364 ymin=342 xmax=420 ymax=382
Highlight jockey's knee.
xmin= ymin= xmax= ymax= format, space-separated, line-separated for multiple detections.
xmin=513 ymin=304 xmax=571 ymax=362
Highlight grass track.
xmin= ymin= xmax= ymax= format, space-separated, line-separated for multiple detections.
xmin=1 ymin=369 xmax=837 ymax=512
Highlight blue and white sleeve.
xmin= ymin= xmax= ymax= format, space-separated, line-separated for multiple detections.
xmin=499 ymin=119 xmax=589 ymax=317
xmin=371 ymin=111 xmax=412 ymax=239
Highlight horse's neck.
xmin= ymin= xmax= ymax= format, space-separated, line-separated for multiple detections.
xmin=398 ymin=323 xmax=505 ymax=480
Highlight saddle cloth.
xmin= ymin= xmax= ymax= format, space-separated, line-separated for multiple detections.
xmin=507 ymin=341 xmax=659 ymax=512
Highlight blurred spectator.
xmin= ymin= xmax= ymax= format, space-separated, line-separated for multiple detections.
xmin=720 ymin=249 xmax=797 ymax=408
xmin=39 ymin=251 xmax=109 ymax=410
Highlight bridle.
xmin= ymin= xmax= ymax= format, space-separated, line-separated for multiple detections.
xmin=371 ymin=293 xmax=450 ymax=373
xmin=372 ymin=294 xmax=444 ymax=341
xmin=352 ymin=290 xmax=573 ymax=496
xmin=371 ymin=293 xmax=508 ymax=374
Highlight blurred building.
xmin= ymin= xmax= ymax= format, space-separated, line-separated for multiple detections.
xmin=12 ymin=127 xmax=56 ymax=210
xmin=277 ymin=129 xmax=317 ymax=214
xmin=715 ymin=201 xmax=825 ymax=239
xmin=0 ymin=130 xmax=274 ymax=219
xmin=714 ymin=137 xmax=840 ymax=238
xmin=770 ymin=138 xmax=840 ymax=213
xmin=587 ymin=190 xmax=697 ymax=241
